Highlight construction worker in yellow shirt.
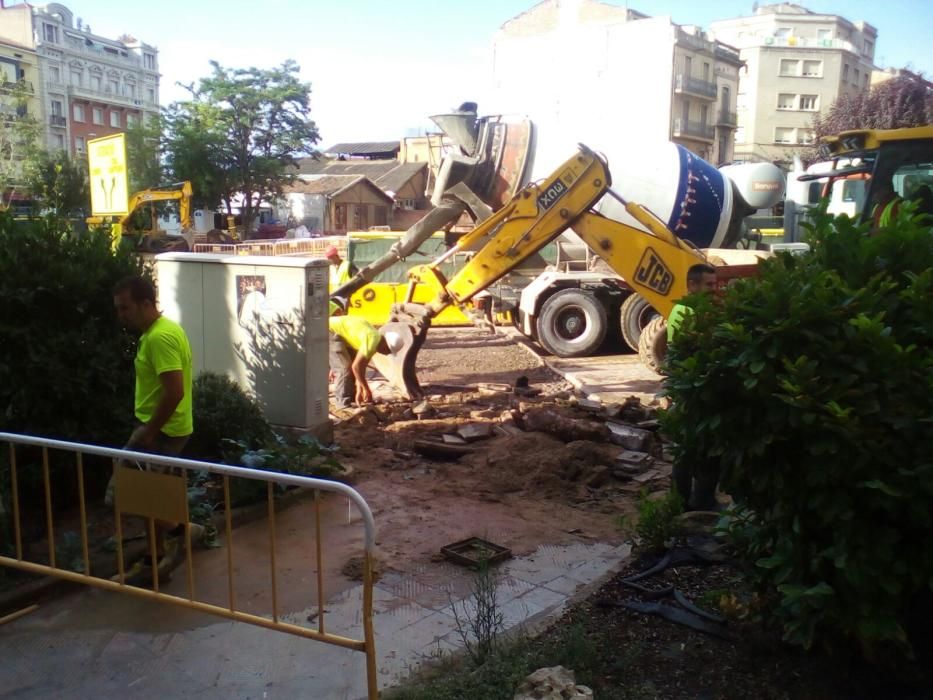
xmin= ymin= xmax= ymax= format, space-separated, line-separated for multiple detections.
xmin=325 ymin=245 xmax=357 ymax=293
xmin=328 ymin=303 xmax=389 ymax=407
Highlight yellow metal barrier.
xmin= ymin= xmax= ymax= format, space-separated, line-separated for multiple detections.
xmin=0 ymin=432 xmax=378 ymax=699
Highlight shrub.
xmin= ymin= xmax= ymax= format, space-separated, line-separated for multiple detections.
xmin=0 ymin=215 xmax=143 ymax=516
xmin=635 ymin=488 xmax=683 ymax=551
xmin=661 ymin=203 xmax=933 ymax=663
xmin=187 ymin=371 xmax=274 ymax=462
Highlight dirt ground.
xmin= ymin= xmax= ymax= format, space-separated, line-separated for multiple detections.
xmin=332 ymin=327 xmax=665 ymax=570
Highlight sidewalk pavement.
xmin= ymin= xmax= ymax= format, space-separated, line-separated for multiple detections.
xmin=0 ymin=541 xmax=630 ymax=699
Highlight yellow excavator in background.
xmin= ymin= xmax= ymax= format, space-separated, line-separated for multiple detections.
xmin=87 ymin=181 xmax=194 ymax=251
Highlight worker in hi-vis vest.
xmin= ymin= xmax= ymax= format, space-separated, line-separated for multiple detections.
xmin=325 ymin=245 xmax=358 ymax=292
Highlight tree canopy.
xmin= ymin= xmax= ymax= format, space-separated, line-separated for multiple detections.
xmin=163 ymin=60 xmax=319 ymax=231
xmin=813 ymin=71 xmax=933 ymax=140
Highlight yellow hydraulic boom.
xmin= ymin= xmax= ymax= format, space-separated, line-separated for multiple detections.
xmin=375 ymin=145 xmax=709 ymax=398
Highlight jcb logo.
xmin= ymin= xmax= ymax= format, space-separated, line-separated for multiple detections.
xmin=537 ymin=178 xmax=568 ymax=211
xmin=634 ymin=249 xmax=673 ymax=295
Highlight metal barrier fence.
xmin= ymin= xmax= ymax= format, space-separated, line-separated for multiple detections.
xmin=0 ymin=432 xmax=378 ymax=699
xmin=192 ymin=236 xmax=349 ymax=257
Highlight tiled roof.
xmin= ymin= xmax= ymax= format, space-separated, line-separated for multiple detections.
xmin=323 ymin=141 xmax=401 ymax=156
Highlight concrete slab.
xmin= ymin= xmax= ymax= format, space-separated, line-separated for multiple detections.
xmin=0 ymin=541 xmax=630 ymax=699
xmin=544 ymin=353 xmax=663 ymax=405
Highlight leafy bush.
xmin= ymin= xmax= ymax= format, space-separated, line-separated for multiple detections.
xmin=187 ymin=371 xmax=274 ymax=461
xmin=662 ymin=204 xmax=933 ymax=663
xmin=0 ymin=215 xmax=143 ymax=517
xmin=635 ymin=489 xmax=683 ymax=551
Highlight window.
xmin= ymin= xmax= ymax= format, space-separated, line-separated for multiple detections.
xmin=54 ymin=134 xmax=64 ymax=150
xmin=802 ymin=60 xmax=822 ymax=77
xmin=853 ymin=68 xmax=860 ymax=84
xmin=110 ymin=111 xmax=121 ymax=128
xmin=50 ymin=99 xmax=62 ymax=116
xmin=684 ymin=56 xmax=692 ymax=77
xmin=72 ymin=104 xmax=85 ymax=122
xmin=91 ymin=75 xmax=101 ymax=90
xmin=126 ymin=82 xmax=136 ymax=98
xmin=863 ymin=74 xmax=869 ymax=89
xmin=700 ymin=104 xmax=709 ymax=125
xmin=108 ymin=78 xmax=119 ymax=94
xmin=775 ymin=28 xmax=791 ymax=39
xmin=396 ymin=198 xmax=416 ymax=210
xmin=797 ymin=129 xmax=814 ymax=144
xmin=779 ymin=59 xmax=798 ymax=76
xmin=777 ymin=93 xmax=795 ymax=110
xmin=144 ymin=54 xmax=156 ymax=70
xmin=864 ymin=40 xmax=874 ymax=58
xmin=147 ymin=87 xmax=155 ymax=102
xmin=126 ymin=113 xmax=137 ymax=127
xmin=775 ymin=127 xmax=793 ymax=144
xmin=42 ymin=23 xmax=59 ymax=43
xmin=92 ymin=107 xmax=103 ymax=125
xmin=735 ymin=126 xmax=745 ymax=144
xmin=70 ymin=70 xmax=81 ymax=87
xmin=799 ymin=94 xmax=819 ymax=111
xmin=817 ymin=29 xmax=832 ymax=42
xmin=843 ymin=64 xmax=850 ymax=81
xmin=49 ymin=65 xmax=60 ymax=83
xmin=75 ymin=136 xmax=86 ymax=152
xmin=703 ymin=62 xmax=710 ymax=82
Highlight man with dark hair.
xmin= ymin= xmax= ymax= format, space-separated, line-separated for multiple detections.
xmin=667 ymin=263 xmax=720 ymax=511
xmin=667 ymin=263 xmax=717 ymax=343
xmin=110 ymin=276 xmax=197 ymax=583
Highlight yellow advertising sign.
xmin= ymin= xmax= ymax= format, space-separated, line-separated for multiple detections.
xmin=88 ymin=133 xmax=129 ymax=217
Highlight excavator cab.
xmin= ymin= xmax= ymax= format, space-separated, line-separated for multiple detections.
xmin=798 ymin=126 xmax=933 ymax=224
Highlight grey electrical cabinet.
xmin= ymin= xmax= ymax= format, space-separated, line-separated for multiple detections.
xmin=154 ymin=252 xmax=331 ymax=439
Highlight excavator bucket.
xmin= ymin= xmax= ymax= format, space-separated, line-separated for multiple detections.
xmin=371 ymin=321 xmax=429 ymax=401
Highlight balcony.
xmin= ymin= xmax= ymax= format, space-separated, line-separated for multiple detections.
xmin=50 ymin=115 xmax=67 ymax=127
xmin=672 ymin=118 xmax=715 ymax=142
xmin=0 ymin=80 xmax=34 ymax=94
xmin=676 ymin=29 xmax=714 ymax=54
xmin=674 ymin=73 xmax=717 ymax=100
xmin=68 ymin=83 xmax=155 ymax=111
xmin=716 ymin=110 xmax=738 ymax=127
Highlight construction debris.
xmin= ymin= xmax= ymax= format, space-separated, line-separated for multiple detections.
xmin=523 ymin=408 xmax=610 ymax=443
xmin=456 ymin=423 xmax=494 ymax=442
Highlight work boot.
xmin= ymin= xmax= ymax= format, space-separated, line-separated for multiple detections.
xmin=690 ymin=472 xmax=722 ymax=512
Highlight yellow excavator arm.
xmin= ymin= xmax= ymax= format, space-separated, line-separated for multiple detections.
xmin=374 ymin=146 xmax=709 ymax=398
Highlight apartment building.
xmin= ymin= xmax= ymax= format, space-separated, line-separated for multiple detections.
xmin=710 ymin=3 xmax=877 ymax=164
xmin=490 ymin=0 xmax=741 ymax=175
xmin=0 ymin=2 xmax=159 ymax=157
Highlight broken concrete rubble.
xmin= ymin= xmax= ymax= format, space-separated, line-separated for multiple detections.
xmin=523 ymin=408 xmax=610 ymax=443
xmin=606 ymin=420 xmax=654 ymax=451
xmin=456 ymin=422 xmax=494 ymax=442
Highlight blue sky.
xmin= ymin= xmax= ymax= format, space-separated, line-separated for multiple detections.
xmin=71 ymin=0 xmax=931 ymax=145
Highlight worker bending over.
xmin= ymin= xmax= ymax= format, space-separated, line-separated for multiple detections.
xmin=328 ymin=304 xmax=389 ymax=407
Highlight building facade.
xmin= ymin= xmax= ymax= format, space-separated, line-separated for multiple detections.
xmin=0 ymin=2 xmax=159 ymax=158
xmin=710 ymin=3 xmax=877 ymax=164
xmin=490 ymin=0 xmax=741 ymax=176
xmin=0 ymin=36 xmax=40 ymax=187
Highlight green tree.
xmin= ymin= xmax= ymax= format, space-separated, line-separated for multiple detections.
xmin=0 ymin=78 xmax=41 ymax=207
xmin=162 ymin=100 xmax=232 ymax=211
xmin=23 ymin=149 xmax=90 ymax=219
xmin=124 ymin=113 xmax=163 ymax=193
xmin=164 ymin=60 xmax=319 ymax=231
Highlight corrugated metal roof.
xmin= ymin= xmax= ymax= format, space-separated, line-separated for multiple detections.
xmin=324 ymin=141 xmax=400 ymax=156
xmin=285 ymin=175 xmax=363 ymax=195
xmin=296 ymin=159 xmax=427 ymax=194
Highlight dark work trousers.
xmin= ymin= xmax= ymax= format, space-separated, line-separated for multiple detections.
xmin=329 ymin=332 xmax=355 ymax=408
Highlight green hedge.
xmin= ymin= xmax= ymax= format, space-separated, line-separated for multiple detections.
xmin=662 ymin=204 xmax=933 ymax=663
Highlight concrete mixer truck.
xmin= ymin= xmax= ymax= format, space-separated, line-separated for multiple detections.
xmin=331 ymin=104 xmax=785 ymax=390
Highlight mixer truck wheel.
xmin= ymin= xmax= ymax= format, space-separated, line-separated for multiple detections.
xmin=536 ymin=289 xmax=608 ymax=357
xmin=638 ymin=315 xmax=668 ymax=374
xmin=620 ymin=293 xmax=659 ymax=352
